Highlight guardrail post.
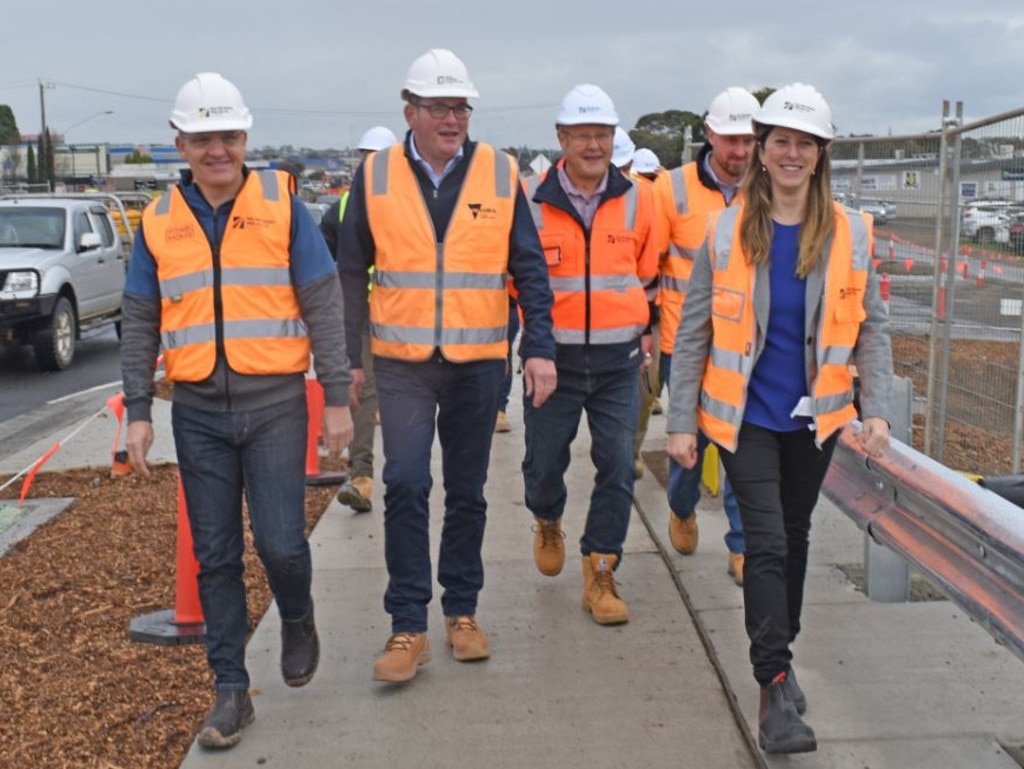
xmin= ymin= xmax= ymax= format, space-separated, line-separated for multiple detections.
xmin=863 ymin=376 xmax=913 ymax=602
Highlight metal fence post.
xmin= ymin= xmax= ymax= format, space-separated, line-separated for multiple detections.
xmin=924 ymin=100 xmax=951 ymax=457
xmin=863 ymin=375 xmax=913 ymax=602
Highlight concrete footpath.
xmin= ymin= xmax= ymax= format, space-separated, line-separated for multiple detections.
xmin=3 ymin=380 xmax=1024 ymax=768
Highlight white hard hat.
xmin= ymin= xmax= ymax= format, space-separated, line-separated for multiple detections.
xmin=754 ymin=83 xmax=834 ymax=141
xmin=556 ymin=84 xmax=618 ymax=126
xmin=403 ymin=48 xmax=479 ymax=99
xmin=357 ymin=126 xmax=398 ymax=152
xmin=169 ymin=72 xmax=253 ymax=133
xmin=704 ymin=87 xmax=759 ymax=136
xmin=632 ymin=148 xmax=661 ymax=175
xmin=612 ymin=127 xmax=635 ymax=168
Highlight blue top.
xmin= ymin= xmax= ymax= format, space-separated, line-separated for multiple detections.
xmin=744 ymin=222 xmax=812 ymax=432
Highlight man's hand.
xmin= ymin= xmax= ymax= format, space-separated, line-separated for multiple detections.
xmin=126 ymin=420 xmax=154 ymax=478
xmin=640 ymin=334 xmax=654 ymax=373
xmin=667 ymin=432 xmax=698 ymax=469
xmin=322 ymin=406 xmax=354 ymax=460
xmin=348 ymin=369 xmax=365 ymax=410
xmin=859 ymin=416 xmax=890 ymax=458
xmin=523 ymin=357 xmax=557 ymax=408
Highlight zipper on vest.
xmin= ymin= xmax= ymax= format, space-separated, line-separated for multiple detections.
xmin=584 ymin=228 xmax=592 ymax=348
xmin=209 ymin=210 xmax=230 ymax=405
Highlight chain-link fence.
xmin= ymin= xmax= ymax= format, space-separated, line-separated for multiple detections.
xmin=834 ymin=103 xmax=1024 ymax=476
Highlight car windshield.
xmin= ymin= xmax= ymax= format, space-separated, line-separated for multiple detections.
xmin=0 ymin=208 xmax=65 ymax=248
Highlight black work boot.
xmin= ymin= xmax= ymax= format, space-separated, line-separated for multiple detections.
xmin=758 ymin=673 xmax=817 ymax=754
xmin=281 ymin=602 xmax=320 ymax=687
xmin=197 ymin=689 xmax=255 ymax=750
xmin=781 ymin=664 xmax=807 ymax=714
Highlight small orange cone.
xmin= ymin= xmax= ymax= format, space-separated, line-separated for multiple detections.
xmin=305 ymin=378 xmax=347 ymax=487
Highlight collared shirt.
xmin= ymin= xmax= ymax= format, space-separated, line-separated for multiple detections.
xmin=702 ymin=152 xmax=740 ymax=205
xmin=556 ymin=165 xmax=608 ymax=229
xmin=409 ymin=134 xmax=464 ymax=188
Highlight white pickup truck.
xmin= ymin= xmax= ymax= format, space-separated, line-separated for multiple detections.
xmin=0 ymin=193 xmax=134 ymax=370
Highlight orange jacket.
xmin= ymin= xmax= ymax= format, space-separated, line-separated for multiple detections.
xmin=697 ymin=202 xmax=873 ymax=451
xmin=143 ymin=170 xmax=309 ymax=382
xmin=655 ymin=161 xmax=737 ymax=355
xmin=526 ymin=164 xmax=657 ymax=347
xmin=364 ymin=143 xmax=516 ymax=362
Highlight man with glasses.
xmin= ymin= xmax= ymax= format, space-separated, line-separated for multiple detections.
xmin=337 ymin=49 xmax=556 ymax=683
xmin=523 ymin=84 xmax=658 ymax=626
xmin=120 ymin=72 xmax=353 ymax=750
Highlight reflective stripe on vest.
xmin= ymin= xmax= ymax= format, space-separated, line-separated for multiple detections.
xmin=697 ymin=202 xmax=868 ymax=450
xmin=143 ymin=169 xmax=309 ymax=382
xmin=364 ymin=143 xmax=515 ymax=361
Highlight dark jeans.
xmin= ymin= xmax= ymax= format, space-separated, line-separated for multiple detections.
xmin=172 ymin=396 xmax=311 ymax=691
xmin=661 ymin=353 xmax=744 ymax=553
xmin=718 ymin=421 xmax=837 ymax=686
xmin=497 ymin=300 xmax=521 ymax=413
xmin=374 ymin=354 xmax=504 ymax=632
xmin=522 ymin=366 xmax=639 ymax=559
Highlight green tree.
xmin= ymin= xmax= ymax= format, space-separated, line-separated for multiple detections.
xmin=26 ymin=144 xmax=36 ymax=183
xmin=44 ymin=131 xmax=55 ymax=189
xmin=125 ymin=149 xmax=154 ymax=164
xmin=629 ymin=110 xmax=703 ymax=170
xmin=751 ymin=87 xmax=776 ymax=106
xmin=0 ymin=105 xmax=20 ymax=146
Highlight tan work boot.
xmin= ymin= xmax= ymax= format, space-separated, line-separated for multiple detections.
xmin=727 ymin=552 xmax=745 ymax=586
xmin=494 ymin=410 xmax=511 ymax=433
xmin=669 ymin=511 xmax=698 ymax=554
xmin=581 ymin=553 xmax=629 ymax=625
xmin=445 ymin=615 xmax=491 ymax=661
xmin=337 ymin=475 xmax=373 ymax=513
xmin=372 ymin=632 xmax=431 ymax=682
xmin=532 ymin=516 xmax=565 ymax=576
xmin=634 ymin=456 xmax=645 ymax=479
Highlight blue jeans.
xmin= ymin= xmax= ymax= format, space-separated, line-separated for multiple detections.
xmin=661 ymin=353 xmax=745 ymax=554
xmin=522 ymin=366 xmax=639 ymax=559
xmin=172 ymin=396 xmax=310 ymax=691
xmin=497 ymin=299 xmax=521 ymax=413
xmin=374 ymin=354 xmax=504 ymax=633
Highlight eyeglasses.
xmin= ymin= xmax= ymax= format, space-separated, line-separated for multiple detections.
xmin=181 ymin=131 xmax=246 ymax=148
xmin=559 ymin=128 xmax=614 ymax=147
xmin=411 ymin=100 xmax=473 ymax=119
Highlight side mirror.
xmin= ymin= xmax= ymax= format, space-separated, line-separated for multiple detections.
xmin=78 ymin=232 xmax=102 ymax=252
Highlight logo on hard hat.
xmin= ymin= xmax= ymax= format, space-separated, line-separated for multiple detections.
xmin=729 ymin=112 xmax=753 ymax=121
xmin=578 ymin=106 xmax=601 ymax=114
xmin=437 ymin=75 xmax=464 ymax=85
xmin=783 ymin=101 xmax=814 ymax=113
xmin=200 ymin=106 xmax=234 ymax=117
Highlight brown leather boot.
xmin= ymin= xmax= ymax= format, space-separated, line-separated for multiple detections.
xmin=532 ymin=516 xmax=565 ymax=576
xmin=445 ymin=615 xmax=491 ymax=661
xmin=581 ymin=553 xmax=629 ymax=625
xmin=373 ymin=632 xmax=431 ymax=682
xmin=727 ymin=552 xmax=745 ymax=586
xmin=669 ymin=511 xmax=698 ymax=554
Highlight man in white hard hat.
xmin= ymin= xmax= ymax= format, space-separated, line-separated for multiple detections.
xmin=523 ymin=84 xmax=657 ymax=626
xmin=337 ymin=49 xmax=557 ymax=683
xmin=121 ymin=73 xmax=353 ymax=749
xmin=320 ymin=126 xmax=398 ymax=515
xmin=656 ymin=87 xmax=757 ymax=586
xmin=611 ymin=126 xmax=636 ymax=170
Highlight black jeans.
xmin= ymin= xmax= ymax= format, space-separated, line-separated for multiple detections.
xmin=718 ymin=422 xmax=837 ymax=687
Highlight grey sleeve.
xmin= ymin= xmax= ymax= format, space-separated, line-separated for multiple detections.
xmin=666 ymin=240 xmax=714 ymax=435
xmin=120 ymin=291 xmax=162 ymax=423
xmin=854 ymin=260 xmax=894 ymax=423
xmin=297 ymin=272 xmax=352 ymax=407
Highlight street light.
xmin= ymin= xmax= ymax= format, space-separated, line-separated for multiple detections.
xmin=63 ymin=110 xmax=114 ymax=183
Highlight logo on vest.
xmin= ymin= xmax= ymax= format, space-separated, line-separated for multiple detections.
xmin=839 ymin=286 xmax=862 ymax=300
xmin=165 ymin=224 xmax=197 ymax=242
xmin=606 ymin=233 xmax=632 ymax=245
xmin=231 ymin=215 xmax=274 ymax=229
xmin=467 ymin=203 xmax=498 ymax=220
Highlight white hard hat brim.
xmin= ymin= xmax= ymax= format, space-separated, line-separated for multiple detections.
xmin=755 ymin=117 xmax=833 ymax=141
xmin=171 ymin=115 xmax=253 ymax=133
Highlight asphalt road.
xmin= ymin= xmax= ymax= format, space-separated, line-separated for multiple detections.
xmin=0 ymin=326 xmax=122 ymax=425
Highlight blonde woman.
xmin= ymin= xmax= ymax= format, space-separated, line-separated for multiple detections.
xmin=666 ymin=83 xmax=892 ymax=754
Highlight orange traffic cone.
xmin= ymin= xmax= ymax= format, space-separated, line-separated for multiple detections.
xmin=128 ymin=474 xmax=205 ymax=645
xmin=305 ymin=378 xmax=347 ymax=487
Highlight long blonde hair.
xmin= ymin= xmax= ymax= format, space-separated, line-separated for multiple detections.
xmin=738 ymin=126 xmax=835 ymax=278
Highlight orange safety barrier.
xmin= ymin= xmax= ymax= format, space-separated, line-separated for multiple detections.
xmin=879 ymin=272 xmax=891 ymax=302
xmin=304 ymin=378 xmax=347 ymax=487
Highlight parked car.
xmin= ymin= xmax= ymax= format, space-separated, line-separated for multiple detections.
xmin=961 ymin=200 xmax=1019 ymax=244
xmin=0 ymin=194 xmax=130 ymax=370
xmin=858 ymin=199 xmax=889 ymax=225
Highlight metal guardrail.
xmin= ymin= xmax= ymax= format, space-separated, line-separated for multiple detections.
xmin=822 ymin=423 xmax=1024 ymax=663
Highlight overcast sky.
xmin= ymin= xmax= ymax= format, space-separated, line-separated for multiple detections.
xmin=2 ymin=1 xmax=1022 ymax=151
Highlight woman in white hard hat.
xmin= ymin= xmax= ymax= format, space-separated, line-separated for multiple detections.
xmin=666 ymin=83 xmax=892 ymax=755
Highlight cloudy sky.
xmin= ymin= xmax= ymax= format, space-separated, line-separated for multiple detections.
xmin=2 ymin=1 xmax=1022 ymax=151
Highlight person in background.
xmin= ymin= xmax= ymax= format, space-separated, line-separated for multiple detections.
xmin=337 ymin=49 xmax=556 ymax=683
xmin=321 ymin=125 xmax=398 ymax=513
xmin=656 ymin=87 xmax=758 ymax=586
xmin=121 ymin=73 xmax=353 ymax=750
xmin=524 ymin=84 xmax=657 ymax=626
xmin=667 ymin=83 xmax=892 ymax=754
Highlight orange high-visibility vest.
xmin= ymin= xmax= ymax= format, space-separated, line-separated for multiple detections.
xmin=143 ymin=170 xmax=310 ymax=382
xmin=698 ymin=201 xmax=873 ymax=451
xmin=657 ymin=162 xmax=738 ymax=355
xmin=526 ymin=169 xmax=656 ymax=345
xmin=364 ymin=143 xmax=516 ymax=362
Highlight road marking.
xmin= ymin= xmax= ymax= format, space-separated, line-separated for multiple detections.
xmin=46 ymin=380 xmax=122 ymax=406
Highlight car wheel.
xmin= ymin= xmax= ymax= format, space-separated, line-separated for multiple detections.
xmin=34 ymin=296 xmax=76 ymax=371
